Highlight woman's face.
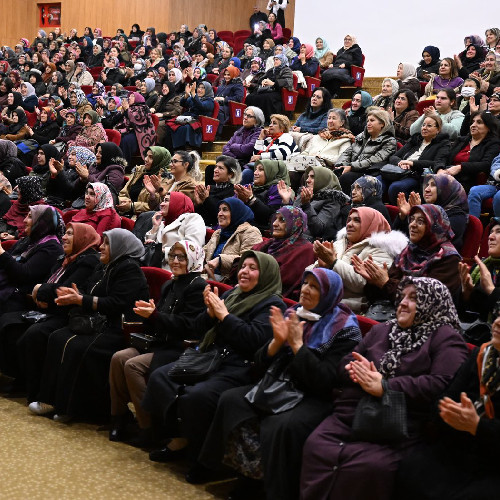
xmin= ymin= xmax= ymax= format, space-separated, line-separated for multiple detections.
xmin=222 ymin=47 xmax=232 ymax=59
xmin=144 ymin=150 xmax=154 ymax=170
xmin=37 ymin=149 xmax=46 ymax=165
xmin=343 ymin=35 xmax=353 ymax=48
xmin=66 ymin=113 xmax=76 ymax=126
xmin=394 ymin=93 xmax=409 ymax=113
xmin=488 ymin=224 xmax=500 ymax=258
xmin=351 ymin=93 xmax=362 ymax=112
xmin=268 ymin=117 xmax=282 ymax=135
xmin=346 ymin=210 xmax=362 ymax=243
xmin=250 ymin=60 xmax=260 ymax=72
xmin=310 ymin=90 xmax=324 ymax=110
xmin=224 ymin=70 xmax=232 ymax=84
xmin=316 ymin=39 xmax=323 ymax=50
xmin=484 ymin=54 xmax=497 ymax=71
xmin=59 ymin=47 xmax=67 ymax=56
xmin=351 ymin=183 xmax=363 ymax=203
xmin=168 ymin=71 xmax=176 ymax=82
xmin=273 ymin=57 xmax=282 ymax=68
xmin=305 ymin=170 xmax=315 ymax=190
xmin=197 ymin=84 xmax=206 ymax=97
xmin=68 ymin=150 xmax=77 ymax=166
xmin=99 ymin=236 xmax=111 ymax=264
xmin=253 ymin=163 xmax=266 ymax=186
xmin=193 ymin=68 xmax=202 ymax=79
xmin=439 ymin=59 xmax=451 ymax=78
xmin=140 ymin=81 xmax=147 ymax=94
xmin=327 ymin=112 xmax=343 ymax=131
xmin=237 ymin=257 xmax=260 ymax=292
xmin=7 ymin=93 xmax=14 ymax=105
xmin=83 ymin=114 xmax=92 ymax=127
xmin=94 ymin=146 xmax=103 ymax=165
xmin=396 ymin=64 xmax=403 ymax=79
xmin=299 ymin=274 xmax=321 ymax=311
xmin=486 ymin=30 xmax=497 ymax=45
xmin=466 ymin=45 xmax=476 ymax=58
xmin=217 ymin=203 xmax=231 ymax=229
xmin=159 ymin=194 xmax=170 ymax=217
xmin=70 ymin=93 xmax=78 ymax=106
xmin=167 ymin=245 xmax=188 ymax=276
xmin=85 ymin=187 xmax=97 ymax=210
xmin=423 ymin=178 xmax=438 ymax=203
xmin=408 ymin=209 xmax=427 ymax=244
xmin=245 ymin=45 xmax=253 ymax=57
xmin=489 ymin=95 xmax=500 ymax=115
xmin=263 ymin=40 xmax=270 ymax=50
xmin=110 ymin=47 xmax=119 ymax=58
xmin=268 ymin=13 xmax=276 ymax=23
xmin=470 ymin=114 xmax=489 ymax=139
xmin=170 ymin=153 xmax=187 ymax=178
xmin=396 ymin=285 xmax=417 ymax=329
xmin=29 ymin=75 xmax=37 ymax=84
xmin=62 ymin=226 xmax=74 ymax=255
xmin=11 ymin=113 xmax=19 ymax=123
xmin=288 ymin=39 xmax=295 ymax=49
xmin=272 ymin=212 xmax=287 ymax=238
xmin=434 ymin=91 xmax=453 ymax=113
xmin=381 ymin=80 xmax=393 ymax=96
xmin=209 ymin=30 xmax=215 ymax=39
xmin=24 ymin=211 xmax=34 ymax=236
xmin=366 ymin=115 xmax=384 ymax=137
xmin=213 ymin=161 xmax=231 ymax=183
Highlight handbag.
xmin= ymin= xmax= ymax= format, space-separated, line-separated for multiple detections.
xmin=129 ymin=332 xmax=163 ymax=353
xmin=365 ymin=300 xmax=396 ymax=322
xmin=15 ymin=139 xmax=39 ymax=154
xmin=168 ymin=346 xmax=228 ymax=385
xmin=139 ymin=242 xmax=163 ymax=268
xmin=460 ymin=319 xmax=492 ymax=346
xmin=175 ymin=115 xmax=196 ymax=124
xmin=380 ymin=164 xmax=412 ymax=182
xmin=351 ymin=379 xmax=408 ymax=442
xmin=21 ymin=310 xmax=49 ymax=324
xmin=286 ymin=155 xmax=322 ymax=172
xmin=68 ymin=307 xmax=107 ymax=335
xmin=245 ymin=354 xmax=304 ymax=414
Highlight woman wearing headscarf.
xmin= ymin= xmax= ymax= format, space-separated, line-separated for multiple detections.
xmin=214 ymin=65 xmax=244 ymax=134
xmin=115 ymin=91 xmax=156 ymax=165
xmin=0 ymin=77 xmax=14 ymax=108
xmin=455 ymin=44 xmax=486 ymax=79
xmin=290 ymin=43 xmax=319 ymax=79
xmin=68 ymin=89 xmax=93 ymax=117
xmin=27 ymin=228 xmax=149 ymax=421
xmin=85 ymin=82 xmax=106 ymax=107
xmin=300 ymin=277 xmax=468 ymax=500
xmin=87 ymin=43 xmax=104 ymax=68
xmin=167 ymin=67 xmax=184 ymax=95
xmin=0 ymin=223 xmax=100 ymax=389
xmin=197 ymin=268 xmax=361 ymax=497
xmin=0 ymin=138 xmax=27 ymax=186
xmin=346 ymin=89 xmax=373 ymax=136
xmin=350 ymin=175 xmax=391 ymax=223
xmin=66 ymin=110 xmax=107 ymax=153
xmin=0 ymin=107 xmax=29 ymax=142
xmin=140 ymin=77 xmax=159 ymax=109
xmin=70 ymin=182 xmax=121 ymax=238
xmin=360 ymin=204 xmax=462 ymax=306
xmin=314 ymin=37 xmax=334 ymax=70
xmin=50 ymin=109 xmax=82 ymax=148
xmin=0 ymin=91 xmax=24 ymax=132
xmin=144 ymin=251 xmax=286 ymax=468
xmin=108 ymin=239 xmax=207 ymax=445
xmin=245 ymin=52 xmax=293 ymax=122
xmin=100 ymin=56 xmax=126 ymax=87
xmin=151 ymin=82 xmax=183 ymax=126
xmin=24 ymin=106 xmax=60 ymax=147
xmin=0 ymin=176 xmax=44 ymax=241
xmin=42 ymin=62 xmax=56 ymax=84
xmin=204 ymin=197 xmax=262 ymax=282
xmin=0 ymin=205 xmax=64 ymax=314
xmin=416 ymin=45 xmax=441 ymax=81
xmin=472 ymin=51 xmax=500 ymax=97
xmin=372 ymin=78 xmax=400 ymax=111
xmin=145 ymin=191 xmax=206 ymax=270
xmin=314 ymin=206 xmax=407 ymax=313
xmin=28 ymin=144 xmax=61 ymax=193
xmin=28 ymin=69 xmax=47 ymax=97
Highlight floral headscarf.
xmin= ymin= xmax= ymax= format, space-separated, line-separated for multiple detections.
xmin=72 ymin=88 xmax=87 ymax=105
xmin=17 ymin=176 xmax=44 ymax=204
xmin=423 ymin=174 xmax=468 ymax=216
xmin=87 ymin=182 xmax=114 ymax=212
xmin=268 ymin=205 xmax=307 ymax=254
xmin=250 ymin=56 xmax=264 ymax=73
xmin=170 ymin=239 xmax=205 ymax=273
xmin=351 ymin=175 xmax=383 ymax=205
xmin=68 ymin=146 xmax=96 ymax=166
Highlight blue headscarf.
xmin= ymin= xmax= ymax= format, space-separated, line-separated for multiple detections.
xmin=352 ymin=89 xmax=373 ymax=109
xmin=290 ymin=37 xmax=301 ymax=54
xmin=314 ymin=37 xmax=330 ymax=59
xmin=294 ymin=268 xmax=361 ymax=350
xmin=230 ymin=57 xmax=241 ymax=69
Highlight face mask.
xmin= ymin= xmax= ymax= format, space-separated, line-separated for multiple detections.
xmin=134 ymin=63 xmax=143 ymax=71
xmin=461 ymin=86 xmax=476 ymax=98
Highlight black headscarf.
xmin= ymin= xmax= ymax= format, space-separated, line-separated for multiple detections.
xmin=7 ymin=91 xmax=23 ymax=111
xmin=96 ymin=141 xmax=126 ymax=170
xmin=33 ymin=144 xmax=61 ymax=174
xmin=7 ymin=107 xmax=27 ymax=134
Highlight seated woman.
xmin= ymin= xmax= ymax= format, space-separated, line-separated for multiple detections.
xmin=416 ymin=45 xmax=441 ymax=82
xmin=350 ymin=175 xmax=391 ymax=223
xmin=383 ymin=113 xmax=450 ymax=204
xmin=289 ymin=87 xmax=332 ymax=150
xmin=473 ymin=51 xmax=500 ymax=97
xmin=410 ymin=89 xmax=464 ymax=141
xmin=143 ymin=251 xmax=286 ymax=467
xmin=19 ymin=82 xmax=39 ymax=113
xmin=0 ymin=107 xmax=29 ymax=142
xmin=436 ymin=110 xmax=500 ymax=193
xmin=70 ymin=182 xmax=121 ymax=238
xmin=421 ymin=57 xmax=464 ymax=100
xmin=68 ymin=89 xmax=93 ymax=118
xmin=160 ymin=81 xmax=215 ymax=153
xmin=0 ymin=205 xmax=64 ymax=315
xmin=244 ymin=53 xmax=293 ymax=122
xmin=27 ymin=228 xmax=149 ymax=421
xmin=108 ymin=240 xmax=207 ymax=445
xmin=145 ymin=191 xmax=206 ymax=270
xmin=115 ymin=92 xmax=156 ymax=165
xmin=50 ymin=109 xmax=82 ymax=149
xmin=21 ymin=106 xmax=60 ymax=150
xmin=241 ymin=57 xmax=266 ymax=97
xmin=372 ymin=78 xmax=399 ymax=111
xmin=66 ymin=110 xmax=108 ymax=153
xmin=204 ymin=198 xmax=262 ymax=282
xmin=0 ymin=91 xmax=24 ymax=133
xmin=0 ymin=138 xmax=27 ymax=186
xmin=455 ymin=43 xmax=486 ymax=79
xmin=314 ymin=37 xmax=334 ymax=71
xmin=390 ymin=89 xmax=419 ymax=145
xmin=213 ymin=66 xmax=244 ymax=135
xmin=359 ymin=204 xmax=462 ymax=305
xmin=0 ymin=223 xmax=100 ymax=387
xmin=395 ymin=62 xmax=420 ymax=96
xmin=151 ymin=81 xmax=183 ymax=128
xmin=117 ymin=146 xmax=171 ymax=216
xmin=290 ymin=43 xmax=319 ymax=79
xmin=266 ymin=12 xmax=283 ymax=44
xmin=312 ymin=207 xmax=406 ymax=313
xmin=345 ymin=90 xmax=373 ymax=137
xmin=197 ymin=269 xmax=362 ymax=498
xmin=253 ymin=206 xmax=315 ymax=300
xmin=300 ymin=276 xmax=468 ymax=500
xmin=469 ymin=151 xmax=500 ymax=218
xmin=195 ymin=155 xmax=241 ymax=227
xmin=336 ymin=108 xmax=397 ymax=194
xmin=30 ymin=144 xmax=62 ymax=193
xmin=320 ymin=34 xmax=363 ymax=98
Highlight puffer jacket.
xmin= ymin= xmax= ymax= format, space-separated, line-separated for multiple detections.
xmin=223 ymin=126 xmax=262 ymax=163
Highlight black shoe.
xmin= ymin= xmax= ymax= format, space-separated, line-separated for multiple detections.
xmin=108 ymin=410 xmax=135 ymax=442
xmin=149 ymin=446 xmax=185 ymax=463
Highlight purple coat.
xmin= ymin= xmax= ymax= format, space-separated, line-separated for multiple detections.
xmin=300 ymin=322 xmax=468 ymax=500
xmin=87 ymin=163 xmax=125 ymax=192
xmin=222 ymin=126 xmax=262 ymax=163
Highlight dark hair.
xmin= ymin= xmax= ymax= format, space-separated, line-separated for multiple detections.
xmin=175 ymin=150 xmax=198 ymax=172
xmin=215 ymin=155 xmax=241 ymax=183
xmin=268 ymin=12 xmax=277 ymax=28
xmin=437 ymin=88 xmax=457 ymax=108
xmin=470 ymin=110 xmax=500 ymax=137
xmin=132 ymin=24 xmax=141 ymax=31
xmin=393 ymin=89 xmax=417 ymax=111
xmin=307 ymin=86 xmax=332 ymax=116
xmin=441 ymin=57 xmax=459 ymax=78
xmin=464 ymin=77 xmax=481 ymax=89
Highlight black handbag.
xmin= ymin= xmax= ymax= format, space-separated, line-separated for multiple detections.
xmin=351 ymin=379 xmax=408 ymax=442
xmin=68 ymin=308 xmax=107 ymax=335
xmin=460 ymin=319 xmax=491 ymax=346
xmin=364 ymin=300 xmax=396 ymax=322
xmin=168 ymin=347 xmax=228 ymax=385
xmin=380 ymin=164 xmax=412 ymax=182
xmin=245 ymin=355 xmax=304 ymax=414
xmin=129 ymin=332 xmax=163 ymax=353
xmin=139 ymin=242 xmax=163 ymax=268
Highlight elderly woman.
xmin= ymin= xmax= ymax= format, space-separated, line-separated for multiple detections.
xmin=244 ymin=53 xmax=294 ymax=122
xmin=472 ymin=51 xmax=500 ymax=97
xmin=68 ymin=89 xmax=93 ymax=117
xmin=336 ymin=107 xmax=397 ymax=193
xmin=27 ymin=229 xmax=149 ymax=421
xmin=359 ymin=204 xmax=461 ymax=306
xmin=395 ymin=62 xmax=420 ymax=96
xmin=70 ymin=61 xmax=94 ymax=86
xmin=144 ymin=251 xmax=286 ymax=469
xmin=196 ymin=269 xmax=362 ymax=497
xmin=416 ymin=45 xmax=441 ymax=81
xmin=204 ymin=198 xmax=262 ymax=282
xmin=23 ymin=106 xmax=60 ymax=147
xmin=390 ymin=89 xmax=419 ymax=144
xmin=455 ymin=44 xmax=486 ymax=80
xmin=346 ymin=90 xmax=373 ymax=137
xmin=421 ymin=57 xmax=464 ymax=99
xmin=66 ymin=110 xmax=108 ymax=153
xmin=313 ymin=206 xmax=407 ymax=313
xmin=108 ymin=240 xmax=207 ymax=445
xmin=145 ymin=191 xmax=205 ymax=270
xmin=241 ymin=57 xmax=266 ymax=96
xmin=300 ymin=277 xmax=468 ymax=500
xmin=320 ymin=35 xmax=363 ymax=98
xmin=372 ymin=78 xmax=399 ymax=111
xmin=350 ymin=176 xmax=391 ymax=223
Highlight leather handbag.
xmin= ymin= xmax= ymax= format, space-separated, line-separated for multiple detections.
xmin=351 ymin=379 xmax=408 ymax=442
xmin=168 ymin=347 xmax=228 ymax=385
xmin=130 ymin=332 xmax=163 ymax=353
xmin=139 ymin=242 xmax=163 ymax=268
xmin=68 ymin=308 xmax=107 ymax=335
xmin=380 ymin=164 xmax=412 ymax=182
xmin=364 ymin=300 xmax=396 ymax=322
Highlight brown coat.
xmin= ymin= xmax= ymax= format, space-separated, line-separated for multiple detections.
xmin=318 ymin=51 xmax=334 ymax=70
xmin=203 ymin=222 xmax=263 ymax=276
xmin=393 ymin=109 xmax=420 ymax=143
xmin=156 ymin=174 xmax=198 ymax=205
xmin=1 ymin=125 xmax=30 ymax=142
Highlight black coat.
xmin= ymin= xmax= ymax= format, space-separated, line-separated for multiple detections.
xmin=347 ymin=108 xmax=367 ymax=137
xmin=195 ymin=184 xmax=235 ymax=227
xmin=0 ymin=156 xmax=27 ymax=185
xmin=332 ymin=44 xmax=363 ymax=69
xmin=30 ymin=121 xmax=60 ymax=145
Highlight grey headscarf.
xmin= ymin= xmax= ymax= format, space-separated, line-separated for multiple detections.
xmin=103 ymin=228 xmax=144 ymax=264
xmin=199 ymin=81 xmax=214 ymax=99
xmin=273 ymin=53 xmax=289 ymax=67
xmin=0 ymin=139 xmax=18 ymax=160
xmin=144 ymin=77 xmax=156 ymax=93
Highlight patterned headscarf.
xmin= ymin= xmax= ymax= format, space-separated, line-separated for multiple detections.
xmin=17 ymin=175 xmax=43 ymax=204
xmin=93 ymin=82 xmax=106 ymax=96
xmin=351 ymin=175 xmax=383 ymax=205
xmin=87 ymin=182 xmax=114 ymax=212
xmin=28 ymin=204 xmax=65 ymax=243
xmin=268 ymin=205 xmax=307 ymax=254
xmin=396 ymin=204 xmax=460 ymax=276
xmin=68 ymin=146 xmax=96 ymax=166
xmin=250 ymin=56 xmax=264 ymax=73
xmin=170 ymin=239 xmax=205 ymax=273
xmin=72 ymin=89 xmax=87 ymax=105
xmin=379 ymin=276 xmax=461 ymax=378
xmin=423 ymin=174 xmax=468 ymax=216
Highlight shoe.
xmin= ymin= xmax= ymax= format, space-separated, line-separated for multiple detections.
xmin=53 ymin=414 xmax=72 ymax=423
xmin=109 ymin=411 xmax=136 ymax=442
xmin=28 ymin=401 xmax=54 ymax=415
xmin=149 ymin=446 xmax=185 ymax=463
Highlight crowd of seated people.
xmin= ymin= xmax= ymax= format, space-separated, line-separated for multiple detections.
xmin=2 ymin=15 xmax=500 ymax=500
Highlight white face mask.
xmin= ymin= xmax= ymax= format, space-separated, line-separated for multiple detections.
xmin=134 ymin=63 xmax=143 ymax=71
xmin=461 ymin=86 xmax=476 ymax=98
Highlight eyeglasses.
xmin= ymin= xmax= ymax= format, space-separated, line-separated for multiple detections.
xmin=243 ymin=112 xmax=255 ymax=118
xmin=171 ymin=159 xmax=183 ymax=164
xmin=167 ymin=253 xmax=187 ymax=262
xmin=408 ymin=216 xmax=427 ymax=226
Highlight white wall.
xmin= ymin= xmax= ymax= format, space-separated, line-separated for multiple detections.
xmin=293 ymin=0 xmax=500 ymax=77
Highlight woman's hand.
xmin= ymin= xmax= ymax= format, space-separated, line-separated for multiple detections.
xmin=116 ymin=198 xmax=131 ymax=213
xmin=258 ymin=128 xmax=268 ymax=140
xmin=453 ymin=54 xmax=463 ymax=70
xmin=354 ymin=254 xmax=389 ymax=288
xmin=318 ymin=129 xmax=332 ymax=140
xmin=206 ymin=287 xmax=229 ymax=321
xmin=203 ymin=284 xmax=216 ymax=318
xmin=0 ymin=232 xmax=15 ymax=241
xmin=151 ymin=211 xmax=162 ymax=228
xmin=49 ymin=157 xmax=64 ymax=176
xmin=313 ymin=240 xmax=337 ymax=268
xmin=445 ymin=165 xmax=462 ymax=176
xmin=194 ymin=184 xmax=210 ymax=205
xmin=300 ymin=186 xmax=313 ymax=205
xmin=346 ymin=352 xmax=383 ymax=396
xmin=75 ymin=161 xmax=89 ymax=181
xmin=287 ymin=310 xmax=305 ymax=354
xmin=268 ymin=305 xmax=288 ymax=356
xmin=150 ymin=174 xmax=162 ymax=192
xmin=204 ymin=258 xmax=219 ymax=279
xmin=143 ymin=175 xmax=157 ymax=196
xmin=54 ymin=283 xmax=83 ymax=306
xmin=277 ymin=179 xmax=292 ymax=204
xmin=133 ymin=298 xmax=156 ymax=318
xmin=473 ymin=255 xmax=495 ymax=295
xmin=250 ymin=154 xmax=261 ymax=162
xmin=291 ymin=125 xmax=301 ymax=132
xmin=439 ymin=393 xmax=480 ymax=435
xmin=234 ymin=184 xmax=253 ymax=203
xmin=459 ymin=261 xmax=474 ymax=301
xmin=397 ymin=160 xmax=413 ymax=169
xmin=423 ymin=106 xmax=436 ymax=116
xmin=351 ymin=254 xmax=370 ymax=281
xmin=408 ymin=191 xmax=421 ymax=207
xmin=25 ymin=125 xmax=34 ymax=137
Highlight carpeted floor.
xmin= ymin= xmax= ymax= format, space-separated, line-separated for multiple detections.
xmin=0 ymin=396 xmax=234 ymax=499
